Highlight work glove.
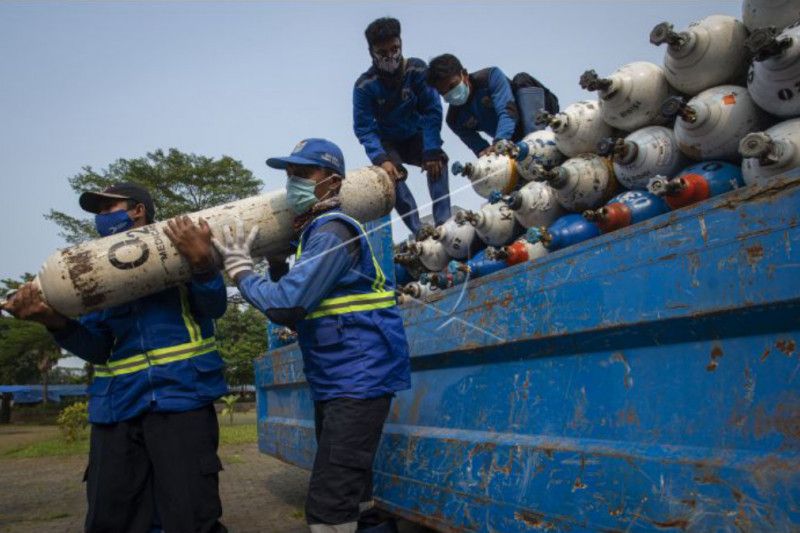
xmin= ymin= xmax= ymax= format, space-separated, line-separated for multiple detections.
xmin=211 ymin=217 xmax=259 ymax=281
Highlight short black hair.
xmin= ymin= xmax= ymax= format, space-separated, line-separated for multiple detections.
xmin=427 ymin=54 xmax=464 ymax=86
xmin=365 ymin=17 xmax=401 ymax=48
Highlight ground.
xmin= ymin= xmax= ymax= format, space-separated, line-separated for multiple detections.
xmin=0 ymin=415 xmax=431 ymax=533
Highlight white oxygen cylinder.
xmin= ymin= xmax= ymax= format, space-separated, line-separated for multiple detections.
xmin=650 ymin=15 xmax=749 ymax=95
xmin=409 ymin=237 xmax=450 ymax=272
xmin=740 ymin=118 xmax=800 ymax=185
xmin=30 ymin=166 xmax=395 ymax=317
xmin=541 ymin=154 xmax=618 ymax=212
xmin=400 ymin=281 xmax=437 ymax=301
xmin=596 ymin=126 xmax=689 ymax=190
xmin=742 ymin=0 xmax=800 ymax=32
xmin=514 ymin=130 xmax=565 ymax=181
xmin=455 ymin=202 xmax=519 ymax=247
xmin=535 ymin=100 xmax=613 ymax=157
xmin=747 ymin=24 xmax=800 ymax=118
xmin=663 ymin=86 xmax=768 ymax=161
xmin=451 ymin=153 xmax=519 ymax=199
xmin=579 ymin=61 xmax=671 ymax=131
xmin=433 ymin=217 xmax=479 ymax=261
xmin=503 ymin=181 xmax=564 ymax=229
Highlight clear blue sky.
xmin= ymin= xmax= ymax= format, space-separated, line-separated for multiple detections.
xmin=0 ymin=1 xmax=741 ymax=280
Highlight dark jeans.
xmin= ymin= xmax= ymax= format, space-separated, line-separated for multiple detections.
xmin=84 ymin=404 xmax=226 ymax=533
xmin=382 ymin=134 xmax=451 ymax=234
xmin=305 ymin=395 xmax=392 ymax=527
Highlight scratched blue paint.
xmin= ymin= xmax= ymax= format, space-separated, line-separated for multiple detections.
xmin=256 ymin=172 xmax=800 ymax=532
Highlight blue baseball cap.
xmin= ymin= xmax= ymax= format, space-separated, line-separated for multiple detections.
xmin=266 ymin=138 xmax=346 ymax=176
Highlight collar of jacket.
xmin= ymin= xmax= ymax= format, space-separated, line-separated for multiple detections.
xmin=292 ymin=197 xmax=342 ymax=234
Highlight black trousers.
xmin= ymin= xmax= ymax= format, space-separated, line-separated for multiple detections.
xmin=84 ymin=404 xmax=226 ymax=533
xmin=305 ymin=395 xmax=392 ymax=527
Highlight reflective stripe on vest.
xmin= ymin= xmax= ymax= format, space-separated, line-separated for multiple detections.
xmin=296 ymin=212 xmax=396 ymax=319
xmin=93 ymin=285 xmax=215 ymax=378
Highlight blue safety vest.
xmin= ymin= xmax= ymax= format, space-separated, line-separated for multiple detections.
xmin=294 ymin=211 xmax=411 ymax=400
xmin=53 ymin=279 xmax=228 ymax=424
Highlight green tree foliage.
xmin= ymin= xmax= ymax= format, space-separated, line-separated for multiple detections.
xmin=0 ymin=276 xmax=61 ymax=388
xmin=45 ymin=148 xmax=262 ymax=244
xmin=216 ymin=304 xmax=267 ymax=387
xmin=57 ymin=401 xmax=89 ymax=442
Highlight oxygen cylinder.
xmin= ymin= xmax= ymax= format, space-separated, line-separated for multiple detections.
xmin=451 ymin=153 xmax=519 ymax=199
xmin=399 ymin=281 xmax=439 ymax=301
xmin=27 ymin=166 xmax=395 ymax=317
xmin=539 ymin=154 xmax=618 ymax=212
xmin=580 ymin=61 xmax=671 ymax=131
xmin=267 ymin=322 xmax=297 ymax=350
xmin=742 ymin=0 xmax=800 ymax=32
xmin=747 ymin=24 xmax=800 ymax=118
xmin=408 ymin=237 xmax=450 ymax=272
xmin=740 ymin=118 xmax=800 ymax=184
xmin=535 ymin=100 xmax=613 ymax=157
xmin=597 ymin=126 xmax=689 ymax=190
xmin=648 ymin=161 xmax=745 ymax=209
xmin=447 ymin=249 xmax=508 ymax=281
xmin=487 ymin=239 xmax=548 ymax=266
xmin=503 ymin=181 xmax=564 ymax=229
xmin=526 ymin=214 xmax=601 ymax=252
xmin=454 ymin=202 xmax=521 ymax=247
xmin=432 ymin=216 xmax=482 ymax=261
xmin=662 ymin=86 xmax=767 ymax=161
xmin=650 ymin=15 xmax=749 ymax=95
xmin=394 ymin=251 xmax=425 ymax=282
xmin=514 ymin=130 xmax=565 ymax=180
xmin=583 ymin=190 xmax=670 ymax=233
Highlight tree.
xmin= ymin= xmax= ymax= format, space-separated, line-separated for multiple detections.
xmin=215 ymin=304 xmax=267 ymax=387
xmin=45 ymin=148 xmax=262 ymax=244
xmin=0 ymin=276 xmax=62 ymax=400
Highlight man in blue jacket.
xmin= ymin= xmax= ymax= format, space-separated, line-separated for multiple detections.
xmin=212 ymin=138 xmax=411 ymax=533
xmin=426 ymin=53 xmax=560 ymax=157
xmin=353 ymin=17 xmax=450 ymax=237
xmin=3 ymin=183 xmax=229 ymax=533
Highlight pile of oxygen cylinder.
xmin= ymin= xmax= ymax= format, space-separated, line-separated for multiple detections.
xmin=396 ymin=1 xmax=800 ymax=303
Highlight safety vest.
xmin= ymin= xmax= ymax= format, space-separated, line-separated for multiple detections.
xmin=295 ymin=212 xmax=397 ymax=319
xmin=93 ymin=287 xmax=217 ymax=377
xmin=293 ymin=210 xmax=411 ymax=401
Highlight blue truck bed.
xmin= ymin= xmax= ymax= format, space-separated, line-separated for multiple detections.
xmin=255 ymin=172 xmax=800 ymax=532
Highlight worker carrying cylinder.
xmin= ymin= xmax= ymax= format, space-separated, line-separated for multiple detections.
xmin=353 ymin=17 xmax=451 ymax=238
xmin=2 ymin=182 xmax=229 ymax=532
xmin=212 ymin=138 xmax=411 ymax=533
xmin=426 ymin=52 xmax=560 ymax=157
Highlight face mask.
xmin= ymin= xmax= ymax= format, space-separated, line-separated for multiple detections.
xmin=372 ymin=50 xmax=402 ymax=74
xmin=444 ymin=80 xmax=469 ymax=106
xmin=95 ymin=209 xmax=134 ymax=237
xmin=287 ymin=174 xmax=340 ymax=215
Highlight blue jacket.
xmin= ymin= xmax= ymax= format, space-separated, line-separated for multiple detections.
xmin=446 ymin=67 xmax=519 ymax=156
xmin=353 ymin=57 xmax=445 ymax=165
xmin=238 ymin=210 xmax=411 ymax=401
xmin=52 ymin=274 xmax=228 ymax=424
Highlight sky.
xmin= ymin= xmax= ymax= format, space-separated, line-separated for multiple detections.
xmin=0 ymin=0 xmax=743 ymax=281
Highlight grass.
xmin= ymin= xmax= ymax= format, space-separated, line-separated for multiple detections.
xmin=2 ymin=422 xmax=257 ymax=459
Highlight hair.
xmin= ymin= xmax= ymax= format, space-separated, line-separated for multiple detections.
xmin=427 ymin=54 xmax=464 ymax=86
xmin=124 ymin=199 xmax=154 ymax=223
xmin=365 ymin=17 xmax=401 ymax=48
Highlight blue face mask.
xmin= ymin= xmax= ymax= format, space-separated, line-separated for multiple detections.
xmin=444 ymin=80 xmax=469 ymax=106
xmin=286 ymin=176 xmax=319 ymax=215
xmin=95 ymin=209 xmax=134 ymax=237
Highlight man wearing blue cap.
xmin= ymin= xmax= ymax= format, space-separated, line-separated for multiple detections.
xmin=212 ymin=138 xmax=411 ymax=533
xmin=353 ymin=17 xmax=451 ymax=237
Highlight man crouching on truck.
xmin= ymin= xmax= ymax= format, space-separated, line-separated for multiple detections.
xmin=210 ymin=138 xmax=411 ymax=533
xmin=3 ymin=183 xmax=229 ymax=533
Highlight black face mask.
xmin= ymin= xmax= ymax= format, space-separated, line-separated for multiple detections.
xmin=372 ymin=49 xmax=403 ymax=75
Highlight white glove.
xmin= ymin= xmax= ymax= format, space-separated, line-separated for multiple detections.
xmin=211 ymin=217 xmax=259 ymax=281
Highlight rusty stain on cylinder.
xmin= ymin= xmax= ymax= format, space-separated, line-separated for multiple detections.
xmin=63 ymin=248 xmax=105 ymax=308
